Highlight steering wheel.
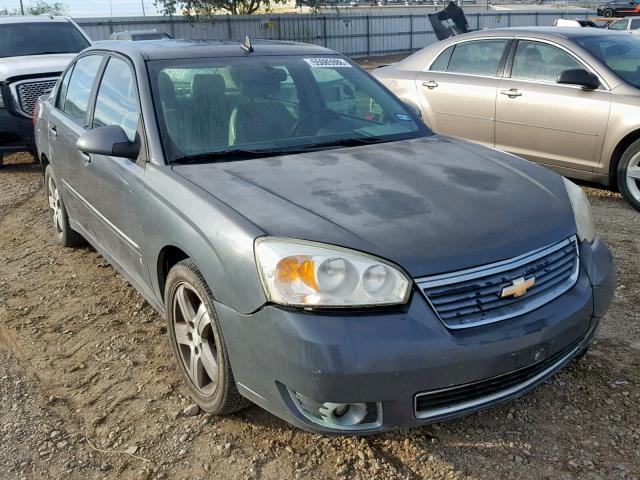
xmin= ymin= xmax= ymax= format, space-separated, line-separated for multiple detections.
xmin=290 ymin=109 xmax=342 ymax=137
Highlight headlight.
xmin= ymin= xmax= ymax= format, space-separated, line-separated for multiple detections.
xmin=563 ymin=178 xmax=595 ymax=243
xmin=255 ymin=238 xmax=411 ymax=308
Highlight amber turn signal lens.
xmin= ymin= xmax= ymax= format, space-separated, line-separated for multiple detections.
xmin=275 ymin=256 xmax=318 ymax=291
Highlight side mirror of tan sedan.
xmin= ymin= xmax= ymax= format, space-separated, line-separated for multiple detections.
xmin=557 ymin=69 xmax=600 ymax=90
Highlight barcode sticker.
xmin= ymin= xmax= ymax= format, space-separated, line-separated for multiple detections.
xmin=304 ymin=57 xmax=352 ymax=68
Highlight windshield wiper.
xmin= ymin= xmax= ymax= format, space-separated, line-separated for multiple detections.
xmin=171 ymin=148 xmax=281 ymax=164
xmin=274 ymin=136 xmax=390 ymax=154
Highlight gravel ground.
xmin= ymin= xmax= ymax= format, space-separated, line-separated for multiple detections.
xmin=0 ymin=152 xmax=639 ymax=480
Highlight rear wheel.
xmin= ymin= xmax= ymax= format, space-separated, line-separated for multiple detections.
xmin=616 ymin=139 xmax=640 ymax=212
xmin=44 ymin=165 xmax=82 ymax=247
xmin=603 ymin=8 xmax=614 ymax=17
xmin=165 ymin=259 xmax=250 ymax=415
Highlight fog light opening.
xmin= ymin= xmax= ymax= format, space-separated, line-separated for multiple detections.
xmin=319 ymin=402 xmax=368 ymax=427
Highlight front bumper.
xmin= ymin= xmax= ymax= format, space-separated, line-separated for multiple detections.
xmin=0 ymin=90 xmax=35 ymax=155
xmin=217 ymin=238 xmax=615 ymax=434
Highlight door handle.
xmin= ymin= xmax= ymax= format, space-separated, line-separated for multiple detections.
xmin=48 ymin=125 xmax=57 ymax=138
xmin=422 ymin=80 xmax=439 ymax=89
xmin=80 ymin=151 xmax=92 ymax=166
xmin=501 ymin=89 xmax=522 ymax=98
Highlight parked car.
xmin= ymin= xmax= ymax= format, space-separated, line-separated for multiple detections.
xmin=110 ymin=30 xmax=172 ymax=41
xmin=597 ymin=0 xmax=640 ymax=17
xmin=0 ymin=15 xmax=90 ymax=167
xmin=34 ymin=39 xmax=615 ymax=434
xmin=606 ymin=16 xmax=640 ymax=32
xmin=373 ymin=27 xmax=640 ymax=212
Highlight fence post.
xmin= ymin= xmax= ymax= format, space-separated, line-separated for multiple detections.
xmin=277 ymin=15 xmax=282 ymax=40
xmin=323 ymin=15 xmax=327 ymax=48
xmin=169 ymin=13 xmax=176 ymax=38
xmin=475 ymin=13 xmax=480 ymax=30
xmin=227 ymin=15 xmax=232 ymax=39
xmin=409 ymin=14 xmax=413 ymax=51
xmin=366 ymin=15 xmax=370 ymax=57
xmin=507 ymin=12 xmax=511 ymax=27
xmin=535 ymin=11 xmax=539 ymax=26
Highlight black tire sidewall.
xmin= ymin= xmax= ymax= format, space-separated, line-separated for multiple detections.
xmin=616 ymin=139 xmax=640 ymax=212
xmin=604 ymin=9 xmax=613 ymax=17
xmin=164 ymin=260 xmax=239 ymax=414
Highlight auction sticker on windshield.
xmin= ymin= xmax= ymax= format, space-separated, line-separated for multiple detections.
xmin=304 ymin=58 xmax=352 ymax=68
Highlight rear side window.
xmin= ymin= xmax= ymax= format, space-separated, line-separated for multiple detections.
xmin=511 ymin=41 xmax=583 ymax=83
xmin=631 ymin=19 xmax=640 ymax=29
xmin=56 ymin=66 xmax=73 ymax=110
xmin=63 ymin=55 xmax=103 ymax=125
xmin=446 ymin=39 xmax=509 ymax=76
xmin=92 ymin=57 xmax=140 ymax=142
xmin=609 ymin=19 xmax=629 ymax=30
xmin=429 ymin=45 xmax=454 ymax=72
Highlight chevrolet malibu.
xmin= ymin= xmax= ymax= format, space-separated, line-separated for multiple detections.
xmin=34 ymin=39 xmax=615 ymax=434
xmin=373 ymin=27 xmax=640 ymax=212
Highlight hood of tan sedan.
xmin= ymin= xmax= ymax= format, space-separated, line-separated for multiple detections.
xmin=173 ymin=136 xmax=577 ymax=277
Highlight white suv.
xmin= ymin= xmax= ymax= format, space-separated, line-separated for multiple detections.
xmin=0 ymin=16 xmax=90 ymax=166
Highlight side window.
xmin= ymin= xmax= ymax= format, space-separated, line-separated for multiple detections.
xmin=55 ymin=65 xmax=74 ymax=110
xmin=631 ymin=19 xmax=640 ymax=29
xmin=429 ymin=45 xmax=454 ymax=72
xmin=609 ymin=19 xmax=629 ymax=30
xmin=511 ymin=41 xmax=584 ymax=83
xmin=447 ymin=39 xmax=509 ymax=76
xmin=92 ymin=57 xmax=140 ymax=142
xmin=63 ymin=55 xmax=103 ymax=125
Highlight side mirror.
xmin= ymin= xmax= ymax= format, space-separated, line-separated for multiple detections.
xmin=556 ymin=68 xmax=600 ymax=90
xmin=76 ymin=125 xmax=139 ymax=159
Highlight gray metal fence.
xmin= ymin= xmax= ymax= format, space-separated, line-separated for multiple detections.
xmin=75 ymin=10 xmax=595 ymax=57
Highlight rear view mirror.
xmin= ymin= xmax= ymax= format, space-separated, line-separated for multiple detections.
xmin=77 ymin=125 xmax=139 ymax=159
xmin=557 ymin=69 xmax=599 ymax=90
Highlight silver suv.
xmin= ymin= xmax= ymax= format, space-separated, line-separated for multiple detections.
xmin=0 ymin=16 xmax=90 ymax=166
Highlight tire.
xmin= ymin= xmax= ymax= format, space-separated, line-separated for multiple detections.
xmin=616 ymin=138 xmax=640 ymax=212
xmin=165 ymin=259 xmax=250 ymax=415
xmin=44 ymin=165 xmax=83 ymax=247
xmin=603 ymin=8 xmax=613 ymax=17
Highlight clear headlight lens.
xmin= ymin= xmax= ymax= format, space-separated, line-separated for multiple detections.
xmin=563 ymin=178 xmax=596 ymax=243
xmin=255 ymin=238 xmax=411 ymax=308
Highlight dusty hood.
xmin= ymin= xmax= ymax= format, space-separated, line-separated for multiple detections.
xmin=174 ymin=136 xmax=577 ymax=277
xmin=0 ymin=54 xmax=75 ymax=82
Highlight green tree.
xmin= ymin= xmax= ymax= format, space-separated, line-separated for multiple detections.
xmin=155 ymin=0 xmax=285 ymax=16
xmin=10 ymin=1 xmax=68 ymax=15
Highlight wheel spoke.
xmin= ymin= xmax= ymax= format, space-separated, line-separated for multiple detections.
xmin=627 ymin=166 xmax=640 ymax=180
xmin=174 ymin=322 xmax=191 ymax=346
xmin=48 ymin=195 xmax=56 ymax=210
xmin=176 ymin=284 xmax=197 ymax=323
xmin=194 ymin=303 xmax=209 ymax=336
xmin=200 ymin=344 xmax=218 ymax=381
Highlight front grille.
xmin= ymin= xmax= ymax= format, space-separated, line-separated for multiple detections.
xmin=414 ymin=339 xmax=580 ymax=419
xmin=15 ymin=79 xmax=58 ymax=117
xmin=416 ymin=237 xmax=579 ymax=329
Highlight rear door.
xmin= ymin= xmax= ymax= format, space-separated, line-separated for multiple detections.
xmin=77 ymin=54 xmax=150 ymax=292
xmin=494 ymin=39 xmax=611 ymax=174
xmin=47 ymin=54 xmax=105 ymax=224
xmin=414 ymin=38 xmax=510 ymax=147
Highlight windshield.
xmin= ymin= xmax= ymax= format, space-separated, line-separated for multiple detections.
xmin=148 ymin=55 xmax=430 ymax=163
xmin=0 ymin=22 xmax=89 ymax=58
xmin=575 ymin=34 xmax=640 ymax=87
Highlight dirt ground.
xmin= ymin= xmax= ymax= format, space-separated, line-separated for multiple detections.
xmin=0 ymin=152 xmax=638 ymax=480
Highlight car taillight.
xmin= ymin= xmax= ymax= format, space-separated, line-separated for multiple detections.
xmin=32 ymin=101 xmax=40 ymax=126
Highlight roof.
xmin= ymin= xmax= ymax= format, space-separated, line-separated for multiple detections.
xmin=86 ymin=39 xmax=337 ymax=60
xmin=0 ymin=15 xmax=71 ymax=24
xmin=465 ymin=26 xmax=631 ymax=40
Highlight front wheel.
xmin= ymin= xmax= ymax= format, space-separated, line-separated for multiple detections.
xmin=603 ymin=8 xmax=614 ymax=17
xmin=616 ymin=139 xmax=640 ymax=212
xmin=44 ymin=165 xmax=83 ymax=247
xmin=165 ymin=259 xmax=250 ymax=415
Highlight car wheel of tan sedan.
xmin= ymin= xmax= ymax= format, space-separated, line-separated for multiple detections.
xmin=165 ymin=259 xmax=250 ymax=415
xmin=617 ymin=139 xmax=640 ymax=213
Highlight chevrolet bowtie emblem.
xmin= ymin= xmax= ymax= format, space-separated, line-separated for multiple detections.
xmin=500 ymin=277 xmax=535 ymax=298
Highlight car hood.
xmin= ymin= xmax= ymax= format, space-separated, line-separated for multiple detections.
xmin=173 ymin=136 xmax=576 ymax=278
xmin=0 ymin=54 xmax=75 ymax=82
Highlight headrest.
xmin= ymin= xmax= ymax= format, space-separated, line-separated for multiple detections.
xmin=158 ymin=71 xmax=176 ymax=105
xmin=524 ymin=48 xmax=542 ymax=63
xmin=191 ymin=73 xmax=226 ymax=101
xmin=230 ymin=66 xmax=287 ymax=99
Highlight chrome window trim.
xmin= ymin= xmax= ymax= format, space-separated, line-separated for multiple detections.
xmin=415 ymin=236 xmax=580 ymax=329
xmin=9 ymin=76 xmax=59 ymax=118
xmin=414 ymin=341 xmax=581 ymax=419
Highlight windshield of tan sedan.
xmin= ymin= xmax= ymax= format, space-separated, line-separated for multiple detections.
xmin=148 ymin=56 xmax=429 ymax=162
xmin=0 ymin=22 xmax=89 ymax=58
xmin=575 ymin=34 xmax=640 ymax=87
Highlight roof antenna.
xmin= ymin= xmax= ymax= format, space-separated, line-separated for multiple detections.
xmin=240 ymin=35 xmax=254 ymax=53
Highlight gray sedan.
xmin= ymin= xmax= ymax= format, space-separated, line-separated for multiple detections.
xmin=34 ymin=39 xmax=615 ymax=434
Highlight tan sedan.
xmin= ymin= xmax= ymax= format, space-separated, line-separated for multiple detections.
xmin=373 ymin=27 xmax=640 ymax=211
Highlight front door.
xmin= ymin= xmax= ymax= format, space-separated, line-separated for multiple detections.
xmin=495 ymin=40 xmax=611 ymax=174
xmin=415 ymin=38 xmax=510 ymax=148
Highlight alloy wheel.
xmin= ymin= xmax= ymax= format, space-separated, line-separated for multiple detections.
xmin=626 ymin=151 xmax=640 ymax=206
xmin=172 ymin=283 xmax=219 ymax=396
xmin=47 ymin=176 xmax=63 ymax=235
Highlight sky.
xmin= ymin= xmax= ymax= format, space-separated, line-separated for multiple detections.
xmin=2 ymin=0 xmax=165 ymax=17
